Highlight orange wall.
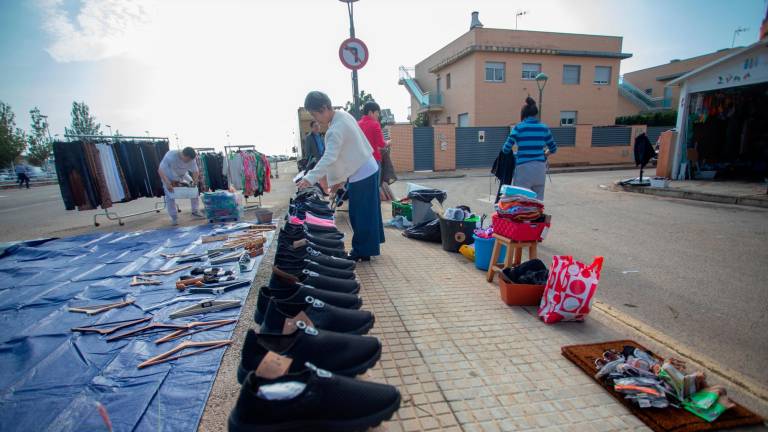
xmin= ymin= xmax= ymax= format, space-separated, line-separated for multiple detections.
xmin=433 ymin=125 xmax=456 ymax=171
xmin=388 ymin=124 xmax=414 ymax=172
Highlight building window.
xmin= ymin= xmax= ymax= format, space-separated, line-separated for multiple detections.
xmin=522 ymin=63 xmax=541 ymax=80
xmin=560 ymin=111 xmax=577 ymax=126
xmin=458 ymin=113 xmax=469 ymax=127
xmin=645 ymin=88 xmax=653 ymax=95
xmin=562 ymin=65 xmax=580 ymax=84
xmin=446 ymin=116 xmax=451 ymax=124
xmin=594 ymin=66 xmax=612 ymax=85
xmin=485 ymin=62 xmax=505 ymax=82
xmin=446 ymin=73 xmax=451 ymax=89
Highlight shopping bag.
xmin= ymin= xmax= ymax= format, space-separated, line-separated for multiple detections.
xmin=538 ymin=255 xmax=604 ymax=324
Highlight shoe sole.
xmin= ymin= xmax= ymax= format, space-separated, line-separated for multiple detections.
xmin=351 ymin=315 xmax=375 ymax=336
xmin=254 ymin=296 xmax=364 ymax=325
xmin=236 ymin=342 xmax=381 ymax=384
xmin=227 ymin=391 xmax=401 ymax=432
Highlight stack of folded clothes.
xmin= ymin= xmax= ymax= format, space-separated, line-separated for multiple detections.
xmin=229 ymin=187 xmax=401 ymax=432
xmin=495 ymin=194 xmax=545 ymax=221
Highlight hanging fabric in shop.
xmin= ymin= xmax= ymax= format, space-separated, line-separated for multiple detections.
xmin=53 ymin=139 xmax=169 ymax=211
xmin=224 ymin=150 xmax=271 ymax=197
xmin=197 ymin=152 xmax=228 ymax=191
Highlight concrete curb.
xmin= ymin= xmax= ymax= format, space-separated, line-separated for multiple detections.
xmin=0 ymin=181 xmax=58 ymax=190
xmin=616 ymin=184 xmax=768 ymax=209
xmin=398 ymin=164 xmax=637 ymax=181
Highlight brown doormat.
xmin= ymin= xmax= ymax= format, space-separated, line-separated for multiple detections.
xmin=561 ymin=340 xmax=765 ymax=432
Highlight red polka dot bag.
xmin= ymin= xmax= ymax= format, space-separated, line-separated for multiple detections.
xmin=538 ymin=256 xmax=604 ymax=324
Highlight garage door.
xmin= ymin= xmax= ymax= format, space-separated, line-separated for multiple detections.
xmin=455 ymin=127 xmax=510 ymax=168
xmin=413 ymin=127 xmax=434 ymax=171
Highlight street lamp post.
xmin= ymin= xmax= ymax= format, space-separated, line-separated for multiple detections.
xmin=340 ymin=0 xmax=360 ymax=119
xmin=105 ymin=124 xmax=113 ymax=136
xmin=535 ymin=72 xmax=549 ymax=121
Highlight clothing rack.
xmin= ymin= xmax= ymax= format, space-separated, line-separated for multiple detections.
xmin=224 ymin=145 xmax=262 ymax=208
xmin=62 ymin=135 xmax=174 ymax=226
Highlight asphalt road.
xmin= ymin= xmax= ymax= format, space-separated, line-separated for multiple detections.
xmin=391 ymin=169 xmax=768 ymax=388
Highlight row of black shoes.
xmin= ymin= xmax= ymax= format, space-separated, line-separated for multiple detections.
xmin=228 ymin=194 xmax=401 ymax=432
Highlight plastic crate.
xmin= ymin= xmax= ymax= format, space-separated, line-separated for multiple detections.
xmin=499 ymin=278 xmax=545 ymax=306
xmin=392 ymin=201 xmax=412 ymax=221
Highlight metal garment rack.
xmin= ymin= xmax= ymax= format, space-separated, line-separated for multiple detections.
xmin=224 ymin=145 xmax=263 ymax=208
xmin=63 ymin=135 xmax=172 ymax=226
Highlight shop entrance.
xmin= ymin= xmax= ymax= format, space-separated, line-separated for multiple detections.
xmin=686 ymin=82 xmax=768 ymax=181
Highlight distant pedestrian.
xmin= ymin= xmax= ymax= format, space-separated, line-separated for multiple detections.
xmin=301 ymin=120 xmax=325 ymax=170
xmin=358 ymin=101 xmax=388 ymax=169
xmin=502 ymin=97 xmax=557 ymax=199
xmin=158 ymin=147 xmax=203 ymax=225
xmin=15 ymin=163 xmax=30 ymax=189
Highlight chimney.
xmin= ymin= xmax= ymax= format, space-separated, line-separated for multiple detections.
xmin=470 ymin=11 xmax=483 ymax=30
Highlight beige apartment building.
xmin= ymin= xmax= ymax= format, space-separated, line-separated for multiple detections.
xmin=400 ymin=12 xmax=632 ymax=128
xmin=617 ymin=47 xmax=741 ymax=116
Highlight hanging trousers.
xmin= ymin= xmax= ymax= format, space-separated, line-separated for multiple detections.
xmin=347 ymin=170 xmax=385 ymax=257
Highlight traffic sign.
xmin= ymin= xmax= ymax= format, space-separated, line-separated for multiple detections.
xmin=339 ymin=37 xmax=369 ymax=70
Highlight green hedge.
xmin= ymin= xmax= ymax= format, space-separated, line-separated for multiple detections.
xmin=615 ymin=111 xmax=677 ymax=126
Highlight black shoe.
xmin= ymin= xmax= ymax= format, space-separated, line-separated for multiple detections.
xmin=305 ymin=229 xmax=345 ymax=241
xmin=306 ymin=242 xmax=347 ymax=258
xmin=273 ymin=266 xmax=360 ymax=294
xmin=229 ymin=364 xmax=401 ymax=432
xmin=307 ymin=248 xmax=355 ymax=270
xmin=305 ymin=260 xmax=355 ymax=279
xmin=237 ymin=328 xmax=381 ymax=383
xmin=260 ymin=297 xmax=374 ymax=335
xmin=275 ymin=254 xmax=356 ymax=280
xmin=256 ymin=283 xmax=362 ymax=324
xmin=305 ymin=233 xmax=344 ymax=249
xmin=305 ymin=222 xmax=341 ymax=234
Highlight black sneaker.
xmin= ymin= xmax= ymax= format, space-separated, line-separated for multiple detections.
xmin=305 ymin=260 xmax=355 ymax=280
xmin=272 ymin=266 xmax=359 ymax=294
xmin=237 ymin=328 xmax=381 ymax=383
xmin=255 ymin=284 xmax=362 ymax=324
xmin=229 ymin=364 xmax=401 ymax=432
xmin=306 ymin=242 xmax=347 ymax=258
xmin=275 ymin=254 xmax=356 ymax=280
xmin=304 ymin=222 xmax=341 ymax=234
xmin=260 ymin=297 xmax=374 ymax=335
xmin=307 ymin=247 xmax=355 ymax=270
xmin=305 ymin=233 xmax=344 ymax=249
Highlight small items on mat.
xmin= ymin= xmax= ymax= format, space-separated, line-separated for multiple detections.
xmin=140 ymin=265 xmax=192 ymax=276
xmin=562 ymin=340 xmax=764 ymax=432
xmin=107 ymin=318 xmax=236 ymax=343
xmin=68 ymin=298 xmax=135 ymax=315
xmin=72 ymin=316 xmax=151 ymax=335
xmin=169 ymin=299 xmax=241 ymax=319
xmin=138 ymin=339 xmax=232 ymax=369
xmin=176 ymin=276 xmax=204 ymax=291
xmin=160 ymin=252 xmax=195 ymax=259
xmin=142 ymin=296 xmax=215 ymax=312
xmin=131 ymin=276 xmax=162 ymax=286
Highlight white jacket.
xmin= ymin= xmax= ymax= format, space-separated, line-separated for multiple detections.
xmin=303 ymin=110 xmax=374 ymax=186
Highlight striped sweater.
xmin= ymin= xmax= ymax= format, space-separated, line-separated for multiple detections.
xmin=502 ymin=117 xmax=557 ymax=165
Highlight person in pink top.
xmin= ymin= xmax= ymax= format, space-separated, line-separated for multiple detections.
xmin=357 ymin=101 xmax=387 ymax=167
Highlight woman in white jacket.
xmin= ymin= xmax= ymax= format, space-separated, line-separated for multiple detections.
xmin=297 ymin=91 xmax=384 ymax=261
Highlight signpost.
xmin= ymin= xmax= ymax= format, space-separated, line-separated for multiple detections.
xmin=339 ymin=0 xmax=366 ymax=118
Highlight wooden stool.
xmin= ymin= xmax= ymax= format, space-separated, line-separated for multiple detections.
xmin=486 ymin=234 xmax=538 ymax=283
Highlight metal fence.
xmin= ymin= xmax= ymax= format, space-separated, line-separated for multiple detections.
xmin=455 ymin=127 xmax=510 ymax=169
xmin=591 ymin=126 xmax=631 ymax=147
xmin=549 ymin=127 xmax=576 ymax=147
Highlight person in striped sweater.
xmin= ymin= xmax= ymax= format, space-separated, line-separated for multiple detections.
xmin=502 ymin=97 xmax=557 ymax=199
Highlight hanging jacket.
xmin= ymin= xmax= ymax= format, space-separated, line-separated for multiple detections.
xmin=633 ymin=133 xmax=655 ymax=168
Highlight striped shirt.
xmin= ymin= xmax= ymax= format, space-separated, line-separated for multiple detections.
xmin=502 ymin=117 xmax=557 ymax=165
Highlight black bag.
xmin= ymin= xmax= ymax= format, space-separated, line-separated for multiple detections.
xmin=502 ymin=259 xmax=549 ymax=285
xmin=403 ymin=219 xmax=442 ymax=243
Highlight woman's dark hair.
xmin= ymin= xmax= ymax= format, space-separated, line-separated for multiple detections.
xmin=181 ymin=147 xmax=197 ymax=159
xmin=362 ymin=101 xmax=380 ymax=115
xmin=304 ymin=91 xmax=333 ymax=112
xmin=309 ymin=120 xmax=317 ymax=128
xmin=520 ymin=96 xmax=539 ymax=120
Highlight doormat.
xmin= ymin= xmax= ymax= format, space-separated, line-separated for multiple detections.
xmin=561 ymin=340 xmax=764 ymax=432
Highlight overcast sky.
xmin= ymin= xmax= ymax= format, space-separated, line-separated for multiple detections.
xmin=0 ymin=0 xmax=764 ymax=155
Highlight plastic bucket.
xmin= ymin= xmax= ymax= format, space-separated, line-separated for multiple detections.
xmin=438 ymin=218 xmax=476 ymax=252
xmin=473 ymin=235 xmax=507 ymax=271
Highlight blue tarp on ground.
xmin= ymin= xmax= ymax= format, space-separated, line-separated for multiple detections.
xmin=0 ymin=223 xmax=274 ymax=432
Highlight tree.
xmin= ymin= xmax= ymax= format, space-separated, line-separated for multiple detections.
xmin=64 ymin=101 xmax=101 ymax=137
xmin=344 ymin=90 xmax=376 ymax=120
xmin=27 ymin=107 xmax=52 ymax=166
xmin=0 ymin=101 xmax=27 ymax=168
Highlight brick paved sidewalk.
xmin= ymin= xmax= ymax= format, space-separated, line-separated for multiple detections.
xmin=336 ymin=213 xmax=648 ymax=432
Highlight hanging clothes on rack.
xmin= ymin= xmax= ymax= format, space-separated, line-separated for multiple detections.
xmin=223 ymin=149 xmax=270 ymax=197
xmin=53 ymin=139 xmax=169 ymax=211
xmin=197 ymin=152 xmax=228 ymax=191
